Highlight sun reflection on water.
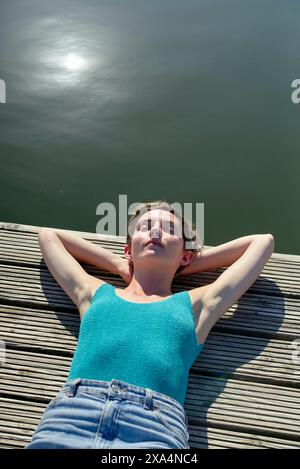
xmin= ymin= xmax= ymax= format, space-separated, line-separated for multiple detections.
xmin=63 ymin=53 xmax=85 ymax=71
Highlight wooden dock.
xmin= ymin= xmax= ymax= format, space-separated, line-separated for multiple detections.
xmin=0 ymin=221 xmax=300 ymax=449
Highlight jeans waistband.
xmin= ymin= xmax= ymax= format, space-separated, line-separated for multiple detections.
xmin=62 ymin=378 xmax=185 ymax=416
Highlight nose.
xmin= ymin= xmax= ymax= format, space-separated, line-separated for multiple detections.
xmin=150 ymin=221 xmax=162 ymax=240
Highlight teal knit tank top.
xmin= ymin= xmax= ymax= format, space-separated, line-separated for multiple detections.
xmin=68 ymin=282 xmax=204 ymax=406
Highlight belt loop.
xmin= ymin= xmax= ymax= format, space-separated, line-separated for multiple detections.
xmin=143 ymin=388 xmax=153 ymax=410
xmin=68 ymin=378 xmax=81 ymax=397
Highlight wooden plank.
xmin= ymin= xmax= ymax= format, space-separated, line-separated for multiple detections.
xmin=0 ymin=245 xmax=298 ymax=278
xmin=1 ymin=254 xmax=299 ymax=297
xmin=0 ymin=396 xmax=299 ymax=449
xmin=187 ymin=425 xmax=300 ymax=448
xmin=0 ymin=397 xmax=46 ymax=448
xmin=1 ymin=348 xmax=300 ymax=440
xmin=1 ymin=326 xmax=300 ymax=387
xmin=1 ymin=223 xmax=299 ymax=268
xmin=1 ymin=221 xmax=300 ymax=448
xmin=0 ymin=266 xmax=298 ymax=303
xmin=0 ymin=221 xmax=127 ymax=242
xmin=0 ymin=224 xmax=299 ymax=298
xmin=186 ymin=374 xmax=300 ymax=440
xmin=1 ymin=250 xmax=298 ymax=293
xmin=0 ymin=265 xmax=298 ymax=321
xmin=0 ymin=264 xmax=123 ymax=309
xmin=1 ymin=221 xmax=300 ymax=262
xmin=0 ymin=290 xmax=298 ymax=350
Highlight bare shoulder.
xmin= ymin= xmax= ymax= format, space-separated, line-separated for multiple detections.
xmin=187 ymin=284 xmax=212 ymax=313
xmin=88 ymin=277 xmax=108 ymax=299
xmin=78 ymin=277 xmax=108 ymax=320
xmin=187 ymin=284 xmax=213 ymax=345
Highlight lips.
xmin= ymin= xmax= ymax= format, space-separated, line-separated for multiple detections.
xmin=145 ymin=240 xmax=162 ymax=247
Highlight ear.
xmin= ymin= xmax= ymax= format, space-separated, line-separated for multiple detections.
xmin=124 ymin=244 xmax=133 ymax=263
xmin=179 ymin=250 xmax=195 ymax=267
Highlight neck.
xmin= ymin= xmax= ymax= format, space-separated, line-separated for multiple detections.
xmin=125 ymin=269 xmax=174 ymax=297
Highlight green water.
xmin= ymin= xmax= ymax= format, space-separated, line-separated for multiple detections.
xmin=0 ymin=0 xmax=299 ymax=254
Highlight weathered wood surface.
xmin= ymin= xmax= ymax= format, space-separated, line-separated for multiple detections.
xmin=0 ymin=221 xmax=299 ymax=449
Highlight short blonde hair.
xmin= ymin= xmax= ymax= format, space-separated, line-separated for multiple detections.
xmin=126 ymin=199 xmax=203 ymax=276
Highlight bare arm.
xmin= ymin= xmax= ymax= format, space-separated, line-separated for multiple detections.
xmin=178 ymin=234 xmax=272 ymax=276
xmin=190 ymin=234 xmax=275 ymax=344
xmin=38 ymin=228 xmax=131 ymax=319
xmin=48 ymin=228 xmax=124 ymax=275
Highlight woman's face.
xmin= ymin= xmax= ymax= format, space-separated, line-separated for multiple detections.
xmin=127 ymin=209 xmax=188 ymax=271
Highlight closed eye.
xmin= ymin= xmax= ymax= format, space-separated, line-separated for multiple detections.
xmin=137 ymin=219 xmax=176 ymax=235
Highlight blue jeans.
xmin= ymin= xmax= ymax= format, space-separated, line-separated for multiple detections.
xmin=25 ymin=378 xmax=190 ymax=449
